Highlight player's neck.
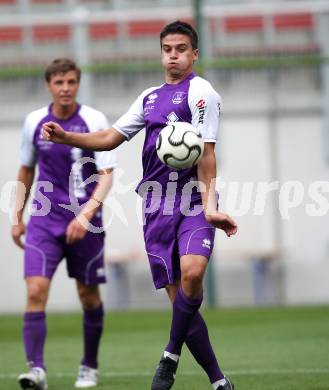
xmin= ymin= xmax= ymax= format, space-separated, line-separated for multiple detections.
xmin=165 ymin=70 xmax=193 ymax=85
xmin=51 ymin=103 xmax=77 ymax=120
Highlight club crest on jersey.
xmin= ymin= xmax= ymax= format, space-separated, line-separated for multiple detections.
xmin=166 ymin=112 xmax=179 ymax=124
xmin=172 ymin=92 xmax=186 ymax=105
xmin=196 ymin=99 xmax=206 ymax=124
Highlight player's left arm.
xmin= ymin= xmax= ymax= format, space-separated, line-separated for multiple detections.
xmin=190 ymin=79 xmax=237 ymax=236
xmin=197 ymin=144 xmax=237 ymax=237
xmin=66 ymin=168 xmax=113 ymax=244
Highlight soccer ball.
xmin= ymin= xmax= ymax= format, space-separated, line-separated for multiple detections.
xmin=156 ymin=122 xmax=204 ymax=169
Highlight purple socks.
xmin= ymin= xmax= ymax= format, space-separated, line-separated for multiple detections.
xmin=81 ymin=303 xmax=104 ymax=369
xmin=23 ymin=305 xmax=104 ymax=372
xmin=23 ymin=312 xmax=47 ymax=370
xmin=165 ymin=288 xmax=224 ymax=383
xmin=166 ymin=287 xmax=203 ymax=355
xmin=185 ymin=312 xmax=224 ymax=382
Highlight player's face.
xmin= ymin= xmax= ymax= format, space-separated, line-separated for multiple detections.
xmin=47 ymin=70 xmax=79 ymax=108
xmin=161 ymin=33 xmax=198 ymax=82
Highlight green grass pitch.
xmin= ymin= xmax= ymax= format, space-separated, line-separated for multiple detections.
xmin=0 ymin=306 xmax=328 ymax=389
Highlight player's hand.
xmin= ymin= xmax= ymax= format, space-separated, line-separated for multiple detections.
xmin=206 ymin=211 xmax=238 ymax=237
xmin=42 ymin=121 xmax=67 ymax=144
xmin=11 ymin=221 xmax=25 ymax=249
xmin=66 ymin=217 xmax=88 ymax=245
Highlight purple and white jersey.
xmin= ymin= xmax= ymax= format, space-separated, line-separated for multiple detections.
xmin=20 ymin=104 xmax=117 ymax=230
xmin=113 ymin=72 xmax=221 ymax=196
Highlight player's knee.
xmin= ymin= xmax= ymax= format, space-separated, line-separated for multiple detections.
xmin=181 ymin=267 xmax=203 ymax=287
xmin=27 ymin=283 xmax=47 ymax=305
xmin=78 ymin=286 xmax=101 ymax=310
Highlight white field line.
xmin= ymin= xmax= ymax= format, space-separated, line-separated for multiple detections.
xmin=1 ymin=368 xmax=329 ymax=379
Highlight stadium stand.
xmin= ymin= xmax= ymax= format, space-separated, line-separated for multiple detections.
xmin=0 ymin=1 xmax=320 ymax=65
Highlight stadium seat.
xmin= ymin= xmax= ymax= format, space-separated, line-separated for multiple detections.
xmin=89 ymin=23 xmax=117 ymax=40
xmin=128 ymin=20 xmax=167 ymax=37
xmin=273 ymin=12 xmax=313 ymax=30
xmin=31 ymin=0 xmax=63 ymax=3
xmin=224 ymin=15 xmax=264 ymax=32
xmin=32 ymin=25 xmax=70 ymax=41
xmin=0 ymin=26 xmax=21 ymax=43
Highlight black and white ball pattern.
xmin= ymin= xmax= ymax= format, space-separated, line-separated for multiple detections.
xmin=156 ymin=122 xmax=204 ymax=169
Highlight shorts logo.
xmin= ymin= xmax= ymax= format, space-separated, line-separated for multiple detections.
xmin=196 ymin=99 xmax=206 ymax=124
xmin=96 ymin=267 xmax=105 ymax=277
xmin=172 ymin=92 xmax=186 ymax=105
xmin=166 ymin=112 xmax=179 ymax=123
xmin=202 ymin=238 xmax=211 ymax=249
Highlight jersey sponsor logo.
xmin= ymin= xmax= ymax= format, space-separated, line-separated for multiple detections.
xmin=172 ymin=91 xmax=186 ymax=105
xmin=196 ymin=99 xmax=206 ymax=124
xmin=144 ymin=93 xmax=158 ymax=116
xmin=37 ymin=128 xmax=52 ymax=149
xmin=144 ymin=105 xmax=154 ymax=117
xmin=69 ymin=125 xmax=88 ymax=133
xmin=166 ymin=111 xmax=179 ymax=123
xmin=146 ymin=93 xmax=158 ymax=105
xmin=202 ymin=238 xmax=211 ymax=249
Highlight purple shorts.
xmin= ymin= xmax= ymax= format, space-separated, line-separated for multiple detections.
xmin=24 ymin=222 xmax=106 ymax=285
xmin=143 ymin=194 xmax=216 ymax=289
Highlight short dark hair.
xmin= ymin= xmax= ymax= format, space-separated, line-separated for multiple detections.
xmin=44 ymin=58 xmax=81 ymax=82
xmin=160 ymin=20 xmax=198 ymax=50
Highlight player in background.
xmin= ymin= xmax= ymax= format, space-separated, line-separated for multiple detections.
xmin=11 ymin=58 xmax=117 ymax=390
xmin=42 ymin=22 xmax=237 ymax=390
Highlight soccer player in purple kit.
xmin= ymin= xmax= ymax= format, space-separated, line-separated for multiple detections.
xmin=11 ymin=58 xmax=116 ymax=389
xmin=42 ymin=22 xmax=237 ymax=390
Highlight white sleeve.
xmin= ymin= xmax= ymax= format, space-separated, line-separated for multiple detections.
xmin=113 ymin=87 xmax=158 ymax=141
xmin=80 ymin=106 xmax=117 ymax=171
xmin=188 ymin=77 xmax=222 ymax=143
xmin=93 ymin=112 xmax=117 ymax=171
xmin=20 ymin=115 xmax=37 ymax=167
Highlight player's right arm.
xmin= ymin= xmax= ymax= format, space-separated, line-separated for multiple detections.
xmin=11 ymin=165 xmax=35 ymax=249
xmin=12 ymin=110 xmax=40 ymax=249
xmin=43 ymin=87 xmax=155 ymax=150
xmin=42 ymin=123 xmax=126 ymax=151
